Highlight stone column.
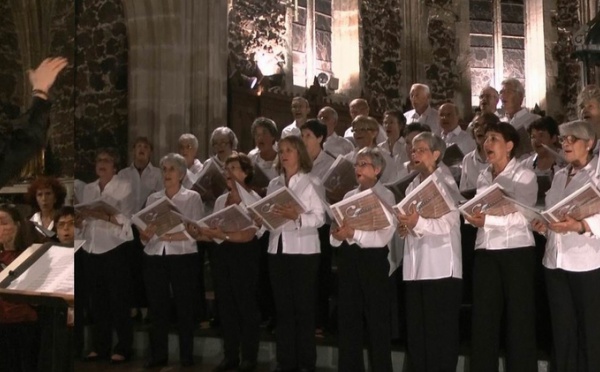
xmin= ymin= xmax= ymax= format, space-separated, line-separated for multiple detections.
xmin=122 ymin=0 xmax=227 ymax=163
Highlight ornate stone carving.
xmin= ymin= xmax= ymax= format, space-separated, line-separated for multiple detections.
xmin=228 ymin=0 xmax=287 ymax=81
xmin=424 ymin=1 xmax=459 ymax=106
xmin=552 ymin=0 xmax=581 ymax=119
xmin=360 ymin=0 xmax=402 ymax=114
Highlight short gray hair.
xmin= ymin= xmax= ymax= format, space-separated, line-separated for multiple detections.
xmin=412 ymin=132 xmax=447 ymax=165
xmin=159 ymin=153 xmax=188 ymax=182
xmin=577 ymin=85 xmax=600 ymax=110
xmin=411 ymin=83 xmax=431 ymax=97
xmin=178 ymin=133 xmax=198 ymax=149
xmin=250 ymin=117 xmax=279 ymax=139
xmin=319 ymin=106 xmax=338 ymax=122
xmin=501 ymin=78 xmax=525 ymax=97
xmin=210 ymin=126 xmax=239 ymax=150
xmin=559 ymin=120 xmax=597 ymax=142
xmin=356 ymin=146 xmax=386 ymax=179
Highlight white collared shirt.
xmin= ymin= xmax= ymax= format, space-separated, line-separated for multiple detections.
xmin=311 ymin=150 xmax=335 ymax=179
xmin=404 ymin=106 xmax=440 ymax=134
xmin=474 ymin=158 xmax=537 ymax=250
xmin=330 ymin=181 xmax=396 ymax=249
xmin=281 ymin=121 xmax=302 ymax=138
xmin=442 ymin=126 xmax=476 ymax=155
xmin=118 ymin=162 xmax=163 ymax=212
xmin=378 ymin=137 xmax=408 ymax=164
xmin=520 ymin=153 xmax=563 ymax=178
xmin=202 ymin=156 xmax=225 ymax=171
xmin=248 ymin=152 xmax=279 ymax=180
xmin=543 ymin=156 xmax=600 ymax=272
xmin=30 ymin=212 xmax=54 ymax=236
xmin=460 ymin=149 xmax=487 ymax=192
xmin=324 ymin=132 xmax=355 ymax=157
xmin=182 ymin=159 xmax=203 ymax=189
xmin=344 ymin=147 xmax=403 ymax=184
xmin=79 ymin=175 xmax=135 ymax=254
xmin=501 ymin=108 xmax=540 ymax=130
xmin=403 ymin=167 xmax=462 ymax=280
xmin=143 ymin=187 xmax=204 ymax=255
xmin=266 ymin=172 xmax=326 ymax=255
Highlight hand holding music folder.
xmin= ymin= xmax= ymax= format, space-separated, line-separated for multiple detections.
xmin=191 ymin=160 xmax=228 ymax=203
xmin=175 ymin=204 xmax=256 ymax=243
xmin=330 ymin=188 xmax=393 ymax=231
xmin=131 ymin=196 xmax=183 ymax=237
xmin=395 ymin=172 xmax=457 ymax=219
xmin=322 ymin=155 xmax=358 ymax=203
xmin=247 ymin=187 xmax=306 ymax=231
xmin=542 ymin=183 xmax=600 ymax=223
xmin=75 ymin=196 xmax=121 ymax=220
xmin=458 ymin=184 xmax=518 ymax=218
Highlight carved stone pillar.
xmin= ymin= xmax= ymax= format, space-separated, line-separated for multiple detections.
xmin=122 ymin=0 xmax=228 ymax=163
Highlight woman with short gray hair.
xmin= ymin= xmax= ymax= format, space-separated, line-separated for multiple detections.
xmin=532 ymin=120 xmax=600 ymax=372
xmin=178 ymin=133 xmax=203 ymax=189
xmin=395 ymin=132 xmax=462 ymax=372
xmin=331 ymin=145 xmax=396 ymax=372
xmin=205 ymin=127 xmax=239 ymax=169
xmin=140 ymin=152 xmax=205 ymax=368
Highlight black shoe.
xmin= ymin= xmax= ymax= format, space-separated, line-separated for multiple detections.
xmin=144 ymin=358 xmax=168 ymax=369
xmin=213 ymin=358 xmax=239 ymax=371
xmin=181 ymin=358 xmax=195 ymax=367
xmin=238 ymin=360 xmax=257 ymax=371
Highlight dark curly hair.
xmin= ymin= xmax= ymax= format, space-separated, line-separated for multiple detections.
xmin=25 ymin=176 xmax=67 ymax=211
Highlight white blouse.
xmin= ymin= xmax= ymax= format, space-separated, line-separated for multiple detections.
xmin=474 ymin=158 xmax=537 ymax=250
xmin=248 ymin=152 xmax=278 ymax=181
xmin=311 ymin=150 xmax=335 ymax=180
xmin=403 ymin=166 xmax=462 ymax=281
xmin=79 ymin=175 xmax=134 ymax=254
xmin=324 ymin=132 xmax=354 ymax=158
xmin=460 ymin=149 xmax=487 ymax=192
xmin=543 ymin=156 xmax=600 ymax=272
xmin=118 ymin=162 xmax=163 ymax=212
xmin=30 ymin=212 xmax=54 ymax=237
xmin=266 ymin=172 xmax=326 ymax=255
xmin=143 ymin=187 xmax=204 ymax=256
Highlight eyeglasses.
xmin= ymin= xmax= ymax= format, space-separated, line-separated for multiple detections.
xmin=213 ymin=140 xmax=231 ymax=146
xmin=411 ymin=147 xmax=431 ymax=155
xmin=178 ymin=144 xmax=194 ymax=150
xmin=558 ymin=135 xmax=582 ymax=145
xmin=353 ymin=161 xmax=374 ymax=168
xmin=352 ymin=127 xmax=375 ymax=133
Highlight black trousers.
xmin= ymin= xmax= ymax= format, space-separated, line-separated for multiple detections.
xmin=405 ymin=278 xmax=462 ymax=372
xmin=213 ymin=239 xmax=261 ymax=363
xmin=144 ymin=252 xmax=199 ymax=363
xmin=316 ymin=224 xmax=333 ymax=330
xmin=470 ymin=247 xmax=537 ymax=372
xmin=337 ymin=244 xmax=392 ymax=372
xmin=85 ymin=244 xmax=133 ymax=357
xmin=545 ymin=267 xmax=600 ymax=372
xmin=269 ymin=252 xmax=319 ymax=370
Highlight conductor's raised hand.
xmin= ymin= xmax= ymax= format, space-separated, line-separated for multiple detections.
xmin=29 ymin=57 xmax=68 ymax=94
xmin=273 ymin=203 xmax=299 ymax=221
